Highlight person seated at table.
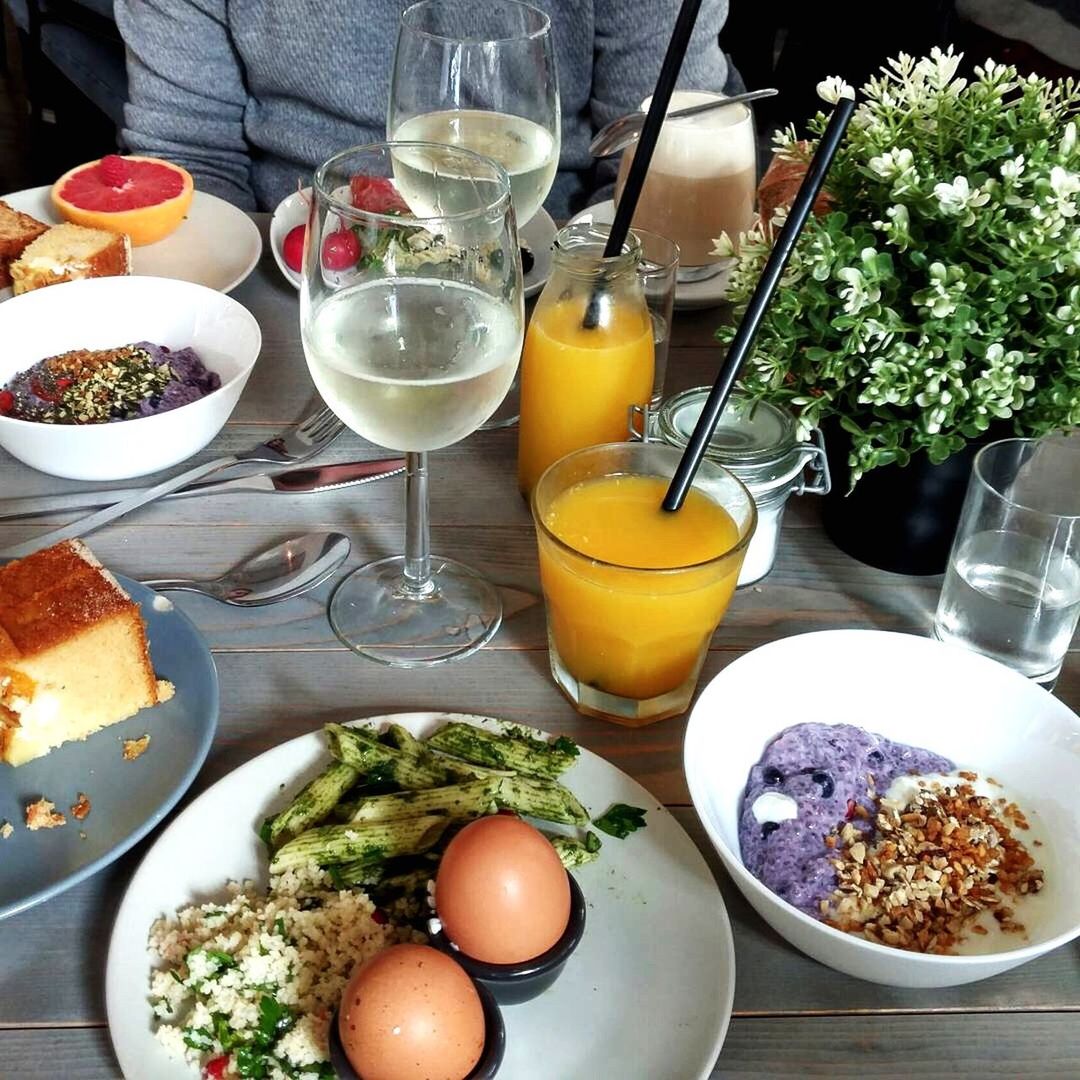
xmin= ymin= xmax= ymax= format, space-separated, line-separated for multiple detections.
xmin=113 ymin=0 xmax=740 ymax=219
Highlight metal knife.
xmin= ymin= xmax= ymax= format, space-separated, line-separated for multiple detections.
xmin=0 ymin=458 xmax=406 ymax=521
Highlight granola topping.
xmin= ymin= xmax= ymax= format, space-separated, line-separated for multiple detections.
xmin=820 ymin=776 xmax=1044 ymax=953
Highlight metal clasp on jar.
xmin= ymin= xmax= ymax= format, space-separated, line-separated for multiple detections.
xmin=792 ymin=428 xmax=831 ymax=497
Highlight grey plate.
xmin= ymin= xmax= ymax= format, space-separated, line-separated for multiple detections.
xmin=0 ymin=576 xmax=219 ymax=920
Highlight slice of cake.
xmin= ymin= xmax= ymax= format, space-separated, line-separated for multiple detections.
xmin=9 ymin=222 xmax=132 ymax=295
xmin=0 ymin=540 xmax=173 ymax=767
xmin=0 ymin=200 xmax=50 ymax=289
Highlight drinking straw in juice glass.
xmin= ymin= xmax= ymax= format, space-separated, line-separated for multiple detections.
xmin=933 ymin=437 xmax=1080 ymax=686
xmin=633 ymin=228 xmax=679 ymax=406
xmin=517 ymin=223 xmax=654 ymax=496
xmin=615 ymin=90 xmax=756 ymax=281
xmin=532 ymin=441 xmax=756 ymax=725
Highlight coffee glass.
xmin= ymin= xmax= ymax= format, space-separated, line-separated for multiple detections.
xmin=614 ymin=90 xmax=757 ymax=281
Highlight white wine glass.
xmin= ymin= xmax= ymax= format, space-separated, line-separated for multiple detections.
xmin=300 ymin=142 xmax=524 ymax=665
xmin=388 ymin=0 xmax=561 ymax=227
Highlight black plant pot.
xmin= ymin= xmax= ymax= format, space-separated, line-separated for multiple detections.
xmin=821 ymin=419 xmax=1008 ymax=576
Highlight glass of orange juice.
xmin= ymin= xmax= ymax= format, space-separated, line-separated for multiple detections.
xmin=532 ymin=442 xmax=756 ymax=726
xmin=517 ymin=223 xmax=654 ymax=497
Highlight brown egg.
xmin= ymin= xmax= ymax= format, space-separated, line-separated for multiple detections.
xmin=436 ymin=814 xmax=571 ymax=964
xmin=338 ymin=944 xmax=485 ymax=1080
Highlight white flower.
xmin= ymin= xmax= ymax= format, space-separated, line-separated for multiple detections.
xmin=1000 ymin=156 xmax=1025 ymax=182
xmin=933 ymin=175 xmax=992 ymax=224
xmin=868 ymin=148 xmax=914 ymax=180
xmin=816 ymin=76 xmax=855 ymax=105
xmin=1061 ymin=122 xmax=1077 ymax=157
xmin=712 ymin=233 xmax=736 ymax=258
xmin=837 ymin=266 xmax=881 ymax=315
xmin=916 ymin=46 xmax=961 ymax=87
xmin=1050 ymin=166 xmax=1080 ymax=200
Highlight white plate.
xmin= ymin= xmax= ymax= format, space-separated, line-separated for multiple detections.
xmin=0 ymin=186 xmax=262 ymax=301
xmin=568 ymin=200 xmax=732 ymax=310
xmin=107 ymin=712 xmax=734 ymax=1079
xmin=270 ymin=188 xmax=555 ymax=298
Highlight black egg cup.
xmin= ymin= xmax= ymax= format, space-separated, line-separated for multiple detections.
xmin=329 ymin=974 xmax=505 ymax=1080
xmin=431 ymin=871 xmax=587 ymax=1006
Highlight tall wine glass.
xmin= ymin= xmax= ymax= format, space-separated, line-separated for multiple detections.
xmin=387 ymin=0 xmax=561 ymax=227
xmin=300 ymin=143 xmax=524 ymax=665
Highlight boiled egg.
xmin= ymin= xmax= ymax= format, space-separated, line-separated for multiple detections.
xmin=338 ymin=944 xmax=485 ymax=1080
xmin=435 ymin=814 xmax=570 ymax=964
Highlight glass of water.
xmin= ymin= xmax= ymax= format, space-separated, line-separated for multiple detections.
xmin=933 ymin=437 xmax=1080 ymax=686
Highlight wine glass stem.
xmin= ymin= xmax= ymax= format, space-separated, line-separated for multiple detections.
xmin=403 ymin=451 xmax=434 ymax=597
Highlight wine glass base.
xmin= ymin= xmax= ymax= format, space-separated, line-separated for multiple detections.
xmin=328 ymin=555 xmax=503 ymax=667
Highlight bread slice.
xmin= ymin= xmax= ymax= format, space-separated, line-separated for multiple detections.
xmin=0 ymin=540 xmax=173 ymax=767
xmin=0 ymin=200 xmax=50 ymax=289
xmin=9 ymin=222 xmax=132 ymax=295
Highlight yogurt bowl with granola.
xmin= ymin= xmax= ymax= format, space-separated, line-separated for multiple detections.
xmin=685 ymin=629 xmax=1080 ymax=988
xmin=0 ymin=275 xmax=260 ymax=480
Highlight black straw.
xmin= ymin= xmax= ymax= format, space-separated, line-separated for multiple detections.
xmin=582 ymin=0 xmax=705 ymax=329
xmin=661 ymin=96 xmax=857 ymax=511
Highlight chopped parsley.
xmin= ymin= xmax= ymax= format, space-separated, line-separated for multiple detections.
xmin=584 ymin=830 xmax=603 ymax=854
xmin=550 ymin=735 xmax=580 ymax=759
xmin=592 ymin=803 xmax=648 ymax=839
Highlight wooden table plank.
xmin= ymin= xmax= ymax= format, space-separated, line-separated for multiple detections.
xmin=3 ymin=1010 xmax=1079 ymax=1079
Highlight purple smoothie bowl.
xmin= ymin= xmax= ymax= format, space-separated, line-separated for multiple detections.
xmin=684 ymin=630 xmax=1080 ymax=989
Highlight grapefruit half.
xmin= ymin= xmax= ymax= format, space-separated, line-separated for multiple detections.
xmin=51 ymin=155 xmax=194 ymax=246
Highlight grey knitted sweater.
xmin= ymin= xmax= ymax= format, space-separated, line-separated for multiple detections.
xmin=114 ymin=0 xmax=736 ymax=217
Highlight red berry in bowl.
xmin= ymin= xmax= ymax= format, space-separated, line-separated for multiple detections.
xmin=282 ymin=224 xmax=306 ymax=273
xmin=322 ymin=227 xmax=361 ymax=271
xmin=0 ymin=390 xmax=13 ymax=415
xmin=350 ymin=174 xmax=408 ymax=215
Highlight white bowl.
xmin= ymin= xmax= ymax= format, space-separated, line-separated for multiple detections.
xmin=685 ymin=629 xmax=1080 ymax=988
xmin=0 ymin=276 xmax=261 ymax=480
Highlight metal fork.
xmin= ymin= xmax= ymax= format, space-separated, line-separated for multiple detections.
xmin=1 ymin=404 xmax=344 ymax=560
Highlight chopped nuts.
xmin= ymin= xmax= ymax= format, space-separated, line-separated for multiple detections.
xmin=821 ymin=777 xmax=1044 ymax=954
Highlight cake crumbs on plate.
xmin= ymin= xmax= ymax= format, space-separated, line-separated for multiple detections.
xmin=1 ymin=820 xmax=13 ymax=839
xmin=820 ymin=775 xmax=1044 ymax=954
xmin=71 ymin=792 xmax=91 ymax=820
xmin=25 ymin=797 xmax=66 ymax=830
xmin=123 ymin=734 xmax=151 ymax=761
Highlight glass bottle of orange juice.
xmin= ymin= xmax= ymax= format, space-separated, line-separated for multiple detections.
xmin=517 ymin=223 xmax=654 ymax=496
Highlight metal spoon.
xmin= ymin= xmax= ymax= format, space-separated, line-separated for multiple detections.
xmin=143 ymin=532 xmax=351 ymax=606
xmin=589 ymin=87 xmax=779 ymax=158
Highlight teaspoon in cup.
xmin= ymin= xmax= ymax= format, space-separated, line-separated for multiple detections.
xmin=589 ymin=87 xmax=778 ymax=158
xmin=143 ymin=532 xmax=351 ymax=606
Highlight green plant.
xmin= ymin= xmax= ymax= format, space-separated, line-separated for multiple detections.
xmin=717 ymin=49 xmax=1080 ymax=485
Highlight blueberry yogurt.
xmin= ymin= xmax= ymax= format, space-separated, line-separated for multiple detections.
xmin=0 ymin=341 xmax=220 ymax=424
xmin=739 ymin=723 xmax=953 ymax=915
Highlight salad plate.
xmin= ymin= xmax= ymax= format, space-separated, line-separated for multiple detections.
xmin=0 ymin=576 xmax=219 ymax=920
xmin=270 ymin=187 xmax=555 ymax=298
xmin=106 ymin=711 xmax=735 ymax=1079
xmin=568 ymin=199 xmax=733 ymax=310
xmin=0 ymin=186 xmax=262 ymax=301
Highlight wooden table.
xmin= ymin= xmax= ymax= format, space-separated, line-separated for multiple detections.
xmin=1 ymin=220 xmax=1077 ymax=1079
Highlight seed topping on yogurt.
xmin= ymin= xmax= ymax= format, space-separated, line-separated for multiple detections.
xmin=821 ymin=776 xmax=1044 ymax=953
